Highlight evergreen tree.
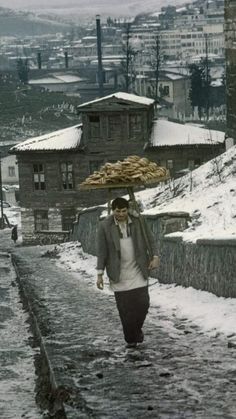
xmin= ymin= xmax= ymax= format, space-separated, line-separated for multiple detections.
xmin=17 ymin=58 xmax=29 ymax=84
xmin=150 ymin=34 xmax=161 ymax=103
xmin=189 ymin=62 xmax=211 ymax=120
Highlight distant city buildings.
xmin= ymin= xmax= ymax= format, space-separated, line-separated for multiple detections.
xmin=0 ymin=0 xmax=225 ymax=69
xmin=0 ymin=0 xmax=226 ymax=120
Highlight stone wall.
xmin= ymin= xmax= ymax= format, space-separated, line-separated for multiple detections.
xmin=72 ymin=208 xmax=236 ymax=298
xmin=21 ymin=207 xmax=70 ymax=245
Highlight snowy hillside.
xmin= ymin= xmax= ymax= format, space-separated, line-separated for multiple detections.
xmin=2 ymin=0 xmax=189 ymax=18
xmin=0 ymin=7 xmax=70 ymax=36
xmin=134 ymin=145 xmax=236 ymax=241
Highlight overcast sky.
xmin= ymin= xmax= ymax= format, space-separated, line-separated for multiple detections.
xmin=0 ymin=0 xmax=182 ymax=9
xmin=0 ymin=0 xmax=187 ymax=19
xmin=0 ymin=0 xmax=79 ymax=8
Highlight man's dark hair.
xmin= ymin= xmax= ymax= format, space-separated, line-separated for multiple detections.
xmin=111 ymin=197 xmax=129 ymax=210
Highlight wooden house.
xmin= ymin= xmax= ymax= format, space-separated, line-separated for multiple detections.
xmin=10 ymin=93 xmax=155 ymax=244
xmin=10 ymin=92 xmax=225 ymax=244
xmin=145 ymin=119 xmax=225 ymax=177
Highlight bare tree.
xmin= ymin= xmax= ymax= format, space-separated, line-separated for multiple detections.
xmin=208 ymin=130 xmax=223 ymax=182
xmin=120 ymin=23 xmax=137 ymax=93
xmin=150 ymin=34 xmax=161 ymax=103
xmin=167 ymin=176 xmax=186 ymax=198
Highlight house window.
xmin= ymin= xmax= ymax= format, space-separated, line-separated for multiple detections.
xmin=89 ymin=115 xmax=100 ymax=138
xmin=33 ymin=164 xmax=45 ymax=190
xmin=107 ymin=115 xmax=121 ymax=140
xmin=167 ymin=159 xmax=174 ymax=169
xmin=188 ymin=159 xmax=201 ymax=169
xmin=60 ymin=162 xmax=74 ymax=190
xmin=8 ymin=166 xmax=15 ymax=177
xmin=160 ymin=85 xmax=170 ymax=97
xmin=188 ymin=160 xmax=195 ymax=169
xmin=34 ymin=210 xmax=49 ymax=231
xmin=61 ymin=209 xmax=76 ymax=231
xmin=129 ymin=114 xmax=142 ymax=138
xmin=89 ymin=160 xmax=103 ymax=174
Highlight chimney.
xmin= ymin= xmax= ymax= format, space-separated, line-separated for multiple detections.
xmin=37 ymin=52 xmax=42 ymax=70
xmin=64 ymin=51 xmax=69 ymax=69
xmin=96 ymin=14 xmax=104 ymax=97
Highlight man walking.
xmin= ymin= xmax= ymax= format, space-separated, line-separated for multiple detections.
xmin=11 ymin=225 xmax=18 ymax=244
xmin=96 ymin=197 xmax=159 ymax=348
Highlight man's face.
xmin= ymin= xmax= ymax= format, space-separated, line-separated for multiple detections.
xmin=113 ymin=207 xmax=128 ymax=222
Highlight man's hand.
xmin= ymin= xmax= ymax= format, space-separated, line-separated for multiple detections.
xmin=96 ymin=274 xmax=104 ymax=290
xmin=148 ymin=256 xmax=160 ymax=270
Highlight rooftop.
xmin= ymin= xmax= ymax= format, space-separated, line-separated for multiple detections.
xmin=77 ymin=92 xmax=155 ymax=108
xmin=10 ymin=125 xmax=82 ymax=153
xmin=150 ymin=120 xmax=225 ymax=147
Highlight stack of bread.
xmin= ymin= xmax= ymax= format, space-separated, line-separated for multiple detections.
xmin=80 ymin=155 xmax=169 ymax=187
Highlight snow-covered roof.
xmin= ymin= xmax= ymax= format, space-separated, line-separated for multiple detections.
xmin=151 ymin=11 xmax=162 ymax=17
xmin=161 ymin=65 xmax=190 ymax=77
xmin=176 ymin=6 xmax=187 ymax=12
xmin=29 ymin=74 xmax=83 ymax=85
xmin=78 ymin=92 xmax=155 ymax=108
xmin=55 ymin=74 xmax=83 ymax=83
xmin=29 ymin=77 xmax=62 ymax=85
xmin=163 ymin=73 xmax=184 ymax=81
xmin=150 ymin=120 xmax=225 ymax=147
xmin=82 ymin=36 xmax=97 ymax=40
xmin=10 ymin=125 xmax=82 ymax=153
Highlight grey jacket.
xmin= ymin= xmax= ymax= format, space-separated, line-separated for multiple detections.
xmin=96 ymin=214 xmax=158 ymax=283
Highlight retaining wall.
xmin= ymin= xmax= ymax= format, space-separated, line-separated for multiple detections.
xmin=159 ymin=236 xmax=236 ymax=298
xmin=72 ymin=208 xmax=236 ymax=298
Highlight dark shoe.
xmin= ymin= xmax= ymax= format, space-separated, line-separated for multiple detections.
xmin=137 ymin=330 xmax=144 ymax=343
xmin=126 ymin=342 xmax=137 ymax=348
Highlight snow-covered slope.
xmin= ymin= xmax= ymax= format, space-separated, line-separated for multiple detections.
xmin=135 ymin=145 xmax=236 ymax=241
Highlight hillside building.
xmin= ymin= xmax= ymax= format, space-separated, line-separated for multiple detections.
xmin=10 ymin=92 xmax=225 ymax=244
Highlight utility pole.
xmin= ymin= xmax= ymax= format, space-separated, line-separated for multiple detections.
xmin=64 ymin=51 xmax=69 ymax=69
xmin=151 ymin=33 xmax=160 ymax=117
xmin=96 ymin=15 xmax=104 ymax=97
xmin=0 ymin=153 xmax=4 ymax=229
xmin=204 ymin=33 xmax=210 ymax=120
xmin=154 ymin=34 xmax=160 ymax=104
xmin=37 ymin=52 xmax=42 ymax=70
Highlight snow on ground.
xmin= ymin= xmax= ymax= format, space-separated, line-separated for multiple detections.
xmin=0 ymin=248 xmax=41 ymax=419
xmin=3 ymin=145 xmax=236 ymax=341
xmin=134 ymin=144 xmax=236 ymax=242
xmin=55 ymin=242 xmax=236 ymax=339
xmin=4 ymin=205 xmax=21 ymax=228
xmin=51 ymin=147 xmax=236 ymax=339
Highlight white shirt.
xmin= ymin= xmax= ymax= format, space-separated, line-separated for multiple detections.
xmin=110 ymin=218 xmax=146 ymax=292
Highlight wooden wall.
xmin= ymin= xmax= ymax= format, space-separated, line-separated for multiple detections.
xmin=225 ymin=0 xmax=236 ymax=144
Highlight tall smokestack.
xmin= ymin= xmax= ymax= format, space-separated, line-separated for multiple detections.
xmin=64 ymin=51 xmax=69 ymax=69
xmin=96 ymin=14 xmax=104 ymax=97
xmin=37 ymin=52 xmax=42 ymax=70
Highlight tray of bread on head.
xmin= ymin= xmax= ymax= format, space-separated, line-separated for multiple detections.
xmin=79 ymin=155 xmax=170 ymax=190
